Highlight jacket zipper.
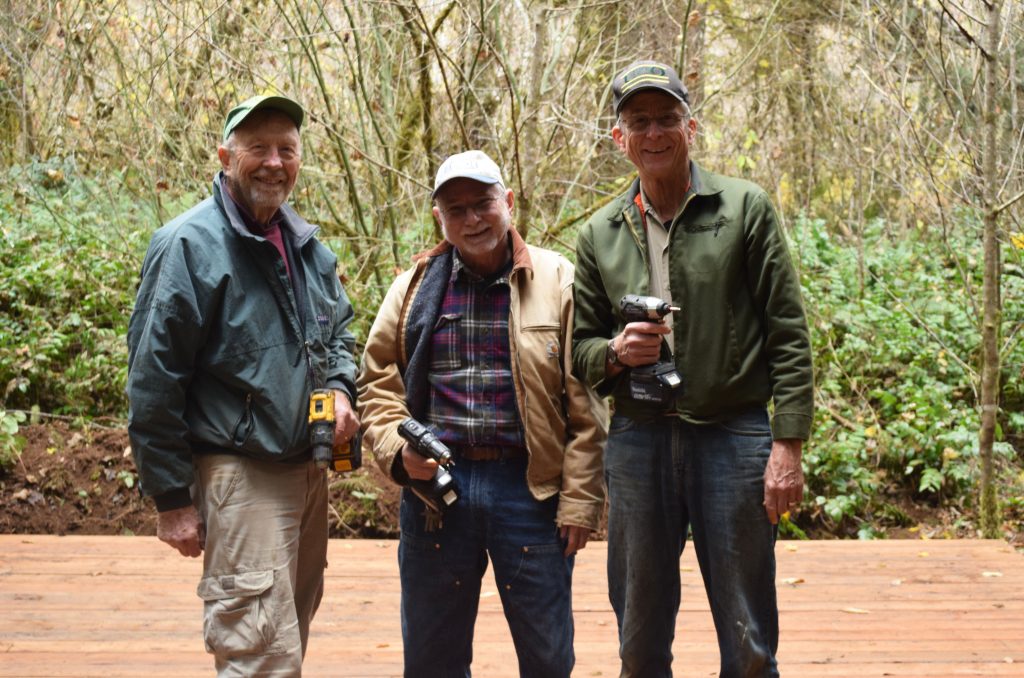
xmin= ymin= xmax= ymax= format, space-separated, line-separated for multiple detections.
xmin=232 ymin=393 xmax=254 ymax=446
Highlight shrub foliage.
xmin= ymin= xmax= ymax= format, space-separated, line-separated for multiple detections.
xmin=1 ymin=165 xmax=1021 ymax=536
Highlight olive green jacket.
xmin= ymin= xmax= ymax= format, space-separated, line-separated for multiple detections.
xmin=572 ymin=163 xmax=813 ymax=440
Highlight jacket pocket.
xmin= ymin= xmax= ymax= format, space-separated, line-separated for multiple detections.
xmin=521 ymin=323 xmax=561 ymax=360
xmin=231 ymin=393 xmax=255 ymax=447
xmin=197 ymin=569 xmax=276 ymax=659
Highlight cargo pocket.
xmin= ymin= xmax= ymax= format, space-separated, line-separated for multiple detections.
xmin=197 ymin=569 xmax=276 ymax=659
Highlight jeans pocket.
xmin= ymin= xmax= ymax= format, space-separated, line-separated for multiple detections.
xmin=503 ymin=541 xmax=566 ymax=590
xmin=199 ymin=454 xmax=247 ymax=509
xmin=197 ymin=569 xmax=276 ymax=659
xmin=716 ymin=409 xmax=771 ymax=437
xmin=608 ymin=413 xmax=637 ymax=435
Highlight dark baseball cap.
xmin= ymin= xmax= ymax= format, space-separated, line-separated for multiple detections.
xmin=222 ymin=95 xmax=304 ymax=141
xmin=611 ymin=60 xmax=690 ymax=114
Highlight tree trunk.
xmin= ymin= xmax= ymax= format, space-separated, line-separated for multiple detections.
xmin=679 ymin=0 xmax=706 ymax=112
xmin=514 ymin=4 xmax=549 ymax=240
xmin=978 ymin=0 xmax=1003 ymax=538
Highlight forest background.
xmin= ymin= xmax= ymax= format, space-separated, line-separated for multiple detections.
xmin=1 ymin=0 xmax=1022 ymax=543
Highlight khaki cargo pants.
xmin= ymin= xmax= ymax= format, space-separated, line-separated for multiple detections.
xmin=193 ymin=454 xmax=328 ymax=677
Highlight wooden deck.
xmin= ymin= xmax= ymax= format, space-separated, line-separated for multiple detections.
xmin=1 ymin=536 xmax=1022 ymax=677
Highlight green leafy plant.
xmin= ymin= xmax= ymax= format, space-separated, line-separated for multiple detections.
xmin=0 ymin=408 xmax=27 ymax=469
xmin=0 ymin=160 xmax=195 ymax=418
xmin=793 ymin=213 xmax=1023 ymax=534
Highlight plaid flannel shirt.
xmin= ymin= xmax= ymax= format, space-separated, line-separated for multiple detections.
xmin=424 ymin=252 xmax=525 ymax=448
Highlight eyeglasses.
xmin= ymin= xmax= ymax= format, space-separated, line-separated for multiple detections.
xmin=620 ymin=113 xmax=689 ymax=133
xmin=439 ymin=196 xmax=501 ymax=222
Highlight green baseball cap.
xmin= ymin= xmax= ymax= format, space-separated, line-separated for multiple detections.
xmin=222 ymin=95 xmax=304 ymax=141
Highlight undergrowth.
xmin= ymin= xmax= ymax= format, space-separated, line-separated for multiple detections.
xmin=1 ymin=163 xmax=1022 ymax=538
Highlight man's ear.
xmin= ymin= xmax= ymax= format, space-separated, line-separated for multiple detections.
xmin=611 ymin=125 xmax=626 ymax=153
xmin=504 ymin=188 xmax=514 ymax=214
xmin=217 ymin=145 xmax=231 ymax=171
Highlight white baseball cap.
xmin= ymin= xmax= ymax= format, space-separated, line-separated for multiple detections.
xmin=432 ymin=150 xmax=505 ymax=197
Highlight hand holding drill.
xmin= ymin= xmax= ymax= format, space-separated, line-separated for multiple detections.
xmin=398 ymin=418 xmax=459 ymax=512
xmin=610 ymin=295 xmax=683 ymax=404
xmin=607 ymin=295 xmax=677 ymax=369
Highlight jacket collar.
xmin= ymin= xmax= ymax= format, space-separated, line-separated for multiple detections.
xmin=213 ymin=171 xmax=318 ymax=246
xmin=615 ymin=161 xmax=723 ymax=227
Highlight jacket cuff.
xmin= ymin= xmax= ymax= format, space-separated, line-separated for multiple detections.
xmin=372 ymin=426 xmax=411 ymax=486
xmin=327 ymin=379 xmax=356 ymax=406
xmin=389 ymin=454 xmax=411 ymax=485
xmin=153 ymin=487 xmax=193 ymax=513
xmin=555 ymin=496 xmax=603 ymax=532
xmin=771 ymin=412 xmax=812 ymax=441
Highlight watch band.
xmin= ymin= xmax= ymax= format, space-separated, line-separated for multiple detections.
xmin=606 ymin=338 xmax=622 ymax=366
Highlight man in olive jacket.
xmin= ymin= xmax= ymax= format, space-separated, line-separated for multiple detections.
xmin=572 ymin=61 xmax=813 ymax=677
xmin=126 ymin=95 xmax=359 ymax=676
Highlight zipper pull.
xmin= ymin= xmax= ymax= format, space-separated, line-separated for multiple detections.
xmin=304 ymin=340 xmax=316 ymax=383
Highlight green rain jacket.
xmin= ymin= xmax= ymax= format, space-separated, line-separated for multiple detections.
xmin=126 ymin=173 xmax=358 ymax=510
xmin=572 ymin=163 xmax=813 ymax=440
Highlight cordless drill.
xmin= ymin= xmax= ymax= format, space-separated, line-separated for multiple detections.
xmin=619 ymin=294 xmax=683 ymax=405
xmin=398 ymin=418 xmax=459 ymax=512
xmin=308 ymin=389 xmax=362 ymax=472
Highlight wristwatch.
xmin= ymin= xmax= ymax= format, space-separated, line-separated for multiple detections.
xmin=606 ymin=338 xmax=623 ymax=366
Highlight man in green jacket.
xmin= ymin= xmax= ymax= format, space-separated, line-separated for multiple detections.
xmin=126 ymin=95 xmax=359 ymax=676
xmin=572 ymin=60 xmax=813 ymax=677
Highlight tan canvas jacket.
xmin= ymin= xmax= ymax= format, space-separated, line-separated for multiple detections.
xmin=357 ymin=231 xmax=608 ymax=530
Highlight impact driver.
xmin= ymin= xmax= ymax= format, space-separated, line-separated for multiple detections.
xmin=308 ymin=389 xmax=362 ymax=472
xmin=619 ymin=294 xmax=683 ymax=405
xmin=398 ymin=418 xmax=459 ymax=512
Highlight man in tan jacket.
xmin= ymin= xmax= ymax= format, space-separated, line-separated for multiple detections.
xmin=357 ymin=150 xmax=607 ymax=678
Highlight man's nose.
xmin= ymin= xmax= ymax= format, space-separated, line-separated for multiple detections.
xmin=644 ymin=123 xmax=664 ymax=138
xmin=262 ymin=149 xmax=284 ymax=168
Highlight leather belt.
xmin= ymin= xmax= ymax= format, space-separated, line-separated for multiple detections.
xmin=458 ymin=445 xmax=528 ymax=461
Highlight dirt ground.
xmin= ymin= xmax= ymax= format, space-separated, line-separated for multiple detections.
xmin=0 ymin=423 xmax=400 ymax=538
xmin=2 ymin=423 xmax=1021 ymax=548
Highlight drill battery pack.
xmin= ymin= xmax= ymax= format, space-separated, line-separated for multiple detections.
xmin=628 ymin=361 xmax=683 ymax=405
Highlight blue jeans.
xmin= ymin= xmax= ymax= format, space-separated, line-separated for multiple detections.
xmin=605 ymin=409 xmax=779 ymax=678
xmin=398 ymin=456 xmax=575 ymax=678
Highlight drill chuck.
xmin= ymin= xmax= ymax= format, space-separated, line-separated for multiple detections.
xmin=620 ymin=294 xmax=681 ymax=322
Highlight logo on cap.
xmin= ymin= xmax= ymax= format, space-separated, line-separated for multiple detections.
xmin=621 ymin=65 xmax=670 ymax=94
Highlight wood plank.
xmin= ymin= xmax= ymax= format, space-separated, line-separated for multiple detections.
xmin=0 ymin=536 xmax=1021 ymax=677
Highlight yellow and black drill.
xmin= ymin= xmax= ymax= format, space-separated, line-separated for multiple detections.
xmin=308 ymin=389 xmax=361 ymax=472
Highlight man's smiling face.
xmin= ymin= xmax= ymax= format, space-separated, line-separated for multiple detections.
xmin=219 ymin=110 xmax=301 ymax=224
xmin=613 ymin=90 xmax=697 ymax=183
